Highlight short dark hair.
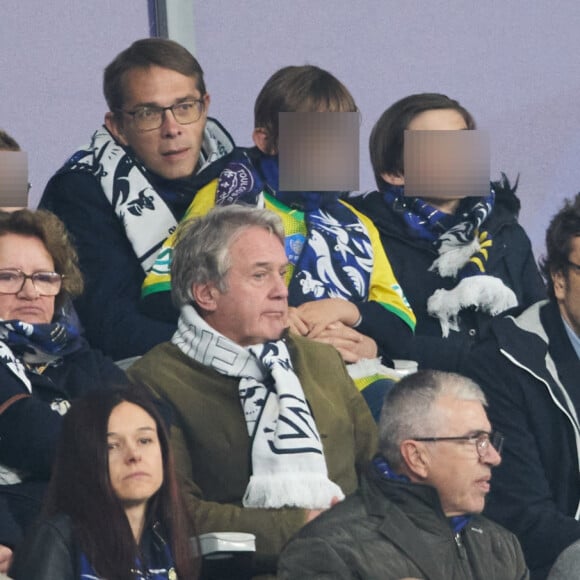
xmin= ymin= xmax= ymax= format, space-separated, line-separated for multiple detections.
xmin=254 ymin=64 xmax=357 ymax=151
xmin=0 ymin=130 xmax=20 ymax=151
xmin=103 ymin=38 xmax=206 ymax=112
xmin=43 ymin=385 xmax=198 ymax=579
xmin=0 ymin=209 xmax=83 ymax=311
xmin=369 ymin=93 xmax=476 ymax=189
xmin=540 ymin=193 xmax=580 ymax=298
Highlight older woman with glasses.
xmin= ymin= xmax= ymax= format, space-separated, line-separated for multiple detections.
xmin=0 ymin=209 xmax=126 ymax=572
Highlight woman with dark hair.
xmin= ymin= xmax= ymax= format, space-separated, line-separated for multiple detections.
xmin=0 ymin=209 xmax=126 ymax=568
xmin=10 ymin=386 xmax=198 ymax=579
xmin=350 ymin=93 xmax=545 ymax=371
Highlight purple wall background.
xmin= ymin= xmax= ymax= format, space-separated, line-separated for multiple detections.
xmin=3 ymin=1 xmax=580 ymax=260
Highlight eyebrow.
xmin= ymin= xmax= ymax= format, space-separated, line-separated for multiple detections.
xmin=107 ymin=426 xmax=156 ymax=436
xmin=253 ymin=260 xmax=290 ymax=268
xmin=464 ymin=429 xmax=491 ymax=437
xmin=129 ymin=95 xmax=201 ymax=109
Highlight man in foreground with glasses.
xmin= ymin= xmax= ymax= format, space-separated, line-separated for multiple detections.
xmin=39 ymin=38 xmax=235 ymax=362
xmin=461 ymin=193 xmax=580 ymax=580
xmin=279 ymin=370 xmax=528 ymax=579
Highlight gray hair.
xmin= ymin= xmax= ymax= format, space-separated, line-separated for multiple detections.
xmin=378 ymin=370 xmax=486 ymax=470
xmin=171 ymin=204 xmax=285 ymax=308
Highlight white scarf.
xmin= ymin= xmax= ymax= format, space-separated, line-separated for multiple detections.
xmin=172 ymin=305 xmax=344 ymax=509
xmin=67 ymin=120 xmax=234 ymax=272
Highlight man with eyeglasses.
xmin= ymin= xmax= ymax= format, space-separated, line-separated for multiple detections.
xmin=461 ymin=193 xmax=580 ymax=580
xmin=278 ymin=369 xmax=528 ymax=579
xmin=39 ymin=38 xmax=235 ymax=361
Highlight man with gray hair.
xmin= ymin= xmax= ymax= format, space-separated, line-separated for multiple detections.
xmin=278 ymin=370 xmax=529 ymax=579
xmin=128 ymin=204 xmax=377 ymax=578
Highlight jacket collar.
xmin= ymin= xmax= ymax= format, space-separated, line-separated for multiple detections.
xmin=361 ymin=467 xmax=458 ymax=579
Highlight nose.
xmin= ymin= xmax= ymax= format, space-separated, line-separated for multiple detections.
xmin=124 ymin=442 xmax=142 ymax=464
xmin=160 ymin=107 xmax=182 ymax=137
xmin=482 ymin=444 xmax=502 ymax=467
xmin=272 ymin=273 xmax=289 ymax=299
xmin=17 ymin=277 xmax=39 ymax=299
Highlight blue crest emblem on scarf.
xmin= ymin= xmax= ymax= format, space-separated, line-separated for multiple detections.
xmin=285 ymin=234 xmax=306 ymax=265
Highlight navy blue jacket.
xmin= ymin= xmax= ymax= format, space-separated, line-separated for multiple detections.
xmin=461 ymin=300 xmax=580 ymax=580
xmin=40 ymin=138 xmax=234 ymax=360
xmin=0 ymin=342 xmax=126 ymax=478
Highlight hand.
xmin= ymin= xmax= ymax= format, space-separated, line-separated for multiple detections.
xmin=294 ymin=299 xmax=360 ymax=338
xmin=315 ymin=322 xmax=378 ymax=363
xmin=304 ymin=496 xmax=342 ymax=524
xmin=287 ymin=306 xmax=309 ymax=336
xmin=0 ymin=545 xmax=13 ymax=573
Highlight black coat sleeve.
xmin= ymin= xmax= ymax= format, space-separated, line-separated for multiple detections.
xmin=356 ymin=301 xmax=413 ymax=362
xmin=40 ymin=172 xmax=175 ymax=359
xmin=10 ymin=517 xmax=76 ymax=580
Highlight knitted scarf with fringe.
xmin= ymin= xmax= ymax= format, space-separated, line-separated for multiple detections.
xmin=172 ymin=304 xmax=344 ymax=509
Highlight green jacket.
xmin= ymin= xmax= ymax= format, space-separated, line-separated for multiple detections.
xmin=278 ymin=467 xmax=529 ymax=580
xmin=128 ymin=334 xmax=377 ymax=577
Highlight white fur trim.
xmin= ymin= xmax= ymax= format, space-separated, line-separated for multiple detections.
xmin=427 ymin=276 xmax=518 ymax=337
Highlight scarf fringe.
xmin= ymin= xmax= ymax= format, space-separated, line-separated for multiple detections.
xmin=243 ymin=473 xmax=345 ymax=509
xmin=427 ymin=276 xmax=517 ymax=337
xmin=429 ymin=236 xmax=480 ymax=278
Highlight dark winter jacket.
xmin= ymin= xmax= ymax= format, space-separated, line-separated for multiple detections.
xmin=10 ymin=513 xmax=175 ymax=580
xmin=0 ymin=342 xmax=126 ymax=547
xmin=349 ymin=180 xmax=545 ymax=370
xmin=40 ymin=126 xmax=235 ymax=360
xmin=278 ymin=467 xmax=529 ymax=579
xmin=461 ymin=300 xmax=580 ymax=580
xmin=0 ymin=341 xmax=126 ymax=479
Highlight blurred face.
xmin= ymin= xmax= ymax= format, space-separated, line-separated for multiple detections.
xmin=105 ymin=65 xmax=209 ymax=180
xmin=107 ymin=402 xmax=164 ymax=510
xmin=420 ymin=395 xmax=501 ymax=516
xmin=201 ymin=227 xmax=289 ymax=346
xmin=0 ymin=233 xmax=55 ymax=324
xmin=553 ymin=236 xmax=580 ymax=336
xmin=382 ymin=108 xmax=469 ymax=214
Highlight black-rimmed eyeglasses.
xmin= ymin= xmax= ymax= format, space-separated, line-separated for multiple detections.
xmin=412 ymin=430 xmax=504 ymax=459
xmin=0 ymin=269 xmax=63 ymax=296
xmin=120 ymin=99 xmax=205 ymax=132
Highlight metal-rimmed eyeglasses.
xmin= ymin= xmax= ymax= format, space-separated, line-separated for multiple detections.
xmin=412 ymin=430 xmax=504 ymax=459
xmin=0 ymin=269 xmax=63 ymax=296
xmin=120 ymin=99 xmax=205 ymax=132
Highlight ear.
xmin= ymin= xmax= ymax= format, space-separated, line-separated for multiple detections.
xmin=380 ymin=171 xmax=405 ymax=186
xmin=104 ymin=112 xmax=129 ymax=147
xmin=552 ymin=269 xmax=567 ymax=302
xmin=191 ymin=282 xmax=220 ymax=312
xmin=400 ymin=440 xmax=429 ymax=480
xmin=253 ymin=127 xmax=277 ymax=155
xmin=201 ymin=92 xmax=211 ymax=117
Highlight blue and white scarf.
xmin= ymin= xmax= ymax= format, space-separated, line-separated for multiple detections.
xmin=61 ymin=120 xmax=234 ymax=273
xmin=0 ymin=305 xmax=83 ymax=484
xmin=258 ymin=155 xmax=373 ymax=306
xmin=172 ymin=304 xmax=344 ymax=509
xmin=383 ymin=185 xmax=517 ymax=336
